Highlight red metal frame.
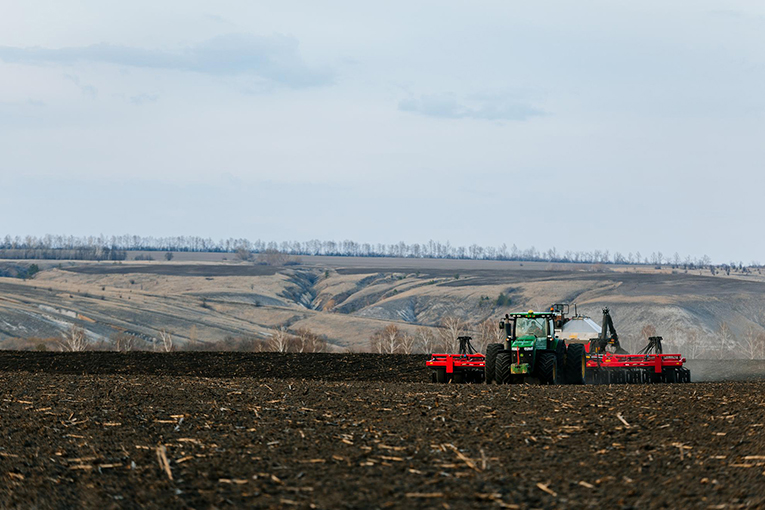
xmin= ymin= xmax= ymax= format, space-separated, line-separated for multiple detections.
xmin=587 ymin=353 xmax=686 ymax=373
xmin=428 ymin=352 xmax=686 ymax=375
xmin=427 ymin=353 xmax=485 ymax=375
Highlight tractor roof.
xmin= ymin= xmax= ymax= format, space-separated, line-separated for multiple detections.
xmin=507 ymin=311 xmax=554 ymax=319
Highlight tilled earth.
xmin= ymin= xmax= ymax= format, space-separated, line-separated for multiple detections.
xmin=1 ymin=353 xmax=764 ymax=509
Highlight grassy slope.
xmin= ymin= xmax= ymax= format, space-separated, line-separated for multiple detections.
xmin=1 ymin=255 xmax=764 ymax=353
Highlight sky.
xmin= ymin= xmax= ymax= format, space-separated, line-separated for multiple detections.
xmin=1 ymin=1 xmax=763 ymax=263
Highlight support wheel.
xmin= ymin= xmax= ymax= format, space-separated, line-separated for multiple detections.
xmin=485 ymin=343 xmax=503 ymax=384
xmin=495 ymin=351 xmax=513 ymax=385
xmin=434 ymin=368 xmax=446 ymax=383
xmin=565 ymin=344 xmax=586 ymax=385
xmin=537 ymin=352 xmax=557 ymax=385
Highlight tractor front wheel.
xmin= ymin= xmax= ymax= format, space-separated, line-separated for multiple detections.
xmin=495 ymin=351 xmax=513 ymax=385
xmin=485 ymin=343 xmax=503 ymax=384
xmin=537 ymin=352 xmax=557 ymax=385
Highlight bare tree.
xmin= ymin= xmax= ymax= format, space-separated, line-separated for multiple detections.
xmin=717 ymin=322 xmax=734 ymax=359
xmin=59 ymin=325 xmax=87 ymax=352
xmin=256 ymin=249 xmax=290 ymax=266
xmin=439 ymin=316 xmax=467 ymax=353
xmin=235 ymin=247 xmax=253 ymax=262
xmin=112 ymin=332 xmax=135 ymax=352
xmin=415 ymin=327 xmax=438 ymax=354
xmin=293 ymin=327 xmax=327 ymax=353
xmin=269 ymin=327 xmax=292 ymax=352
xmin=399 ymin=332 xmax=416 ymax=354
xmin=741 ymin=326 xmax=765 ymax=360
xmin=158 ymin=329 xmax=173 ymax=352
xmin=680 ymin=328 xmax=703 ymax=359
xmin=757 ymin=333 xmax=765 ymax=359
xmin=477 ymin=318 xmax=504 ymax=353
xmin=370 ymin=324 xmax=401 ymax=354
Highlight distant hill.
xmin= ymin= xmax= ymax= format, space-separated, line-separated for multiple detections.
xmin=1 ymin=255 xmax=764 ymax=357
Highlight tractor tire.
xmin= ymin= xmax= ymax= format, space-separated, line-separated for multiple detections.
xmin=565 ymin=344 xmax=586 ymax=385
xmin=555 ymin=341 xmax=566 ymax=384
xmin=434 ymin=368 xmax=446 ymax=383
xmin=537 ymin=352 xmax=557 ymax=385
xmin=485 ymin=343 xmax=503 ymax=384
xmin=495 ymin=351 xmax=513 ymax=385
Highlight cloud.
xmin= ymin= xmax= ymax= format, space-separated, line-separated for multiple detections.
xmin=129 ymin=93 xmax=159 ymax=106
xmin=398 ymin=93 xmax=544 ymax=121
xmin=63 ymin=74 xmax=97 ymax=99
xmin=204 ymin=13 xmax=237 ymax=26
xmin=0 ymin=33 xmax=333 ymax=88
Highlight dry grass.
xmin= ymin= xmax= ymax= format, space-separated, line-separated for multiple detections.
xmin=1 ymin=256 xmax=765 ymax=354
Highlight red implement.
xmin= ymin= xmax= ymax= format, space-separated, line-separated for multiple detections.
xmin=427 ymin=353 xmax=486 ymax=383
xmin=586 ymin=353 xmax=690 ymax=384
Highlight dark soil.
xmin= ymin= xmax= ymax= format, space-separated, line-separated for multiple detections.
xmin=0 ymin=352 xmax=429 ymax=381
xmin=1 ymin=353 xmax=764 ymax=509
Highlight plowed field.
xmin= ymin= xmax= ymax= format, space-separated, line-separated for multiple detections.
xmin=1 ymin=352 xmax=764 ymax=509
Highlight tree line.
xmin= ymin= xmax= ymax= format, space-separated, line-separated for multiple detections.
xmin=4 ymin=326 xmax=329 ymax=354
xmin=5 ymin=319 xmax=764 ymax=359
xmin=0 ymin=233 xmax=745 ymax=268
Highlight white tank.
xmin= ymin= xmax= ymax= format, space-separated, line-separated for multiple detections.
xmin=559 ymin=317 xmax=602 ymax=343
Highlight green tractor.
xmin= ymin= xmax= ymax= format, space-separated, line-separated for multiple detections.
xmin=485 ymin=309 xmax=586 ymax=385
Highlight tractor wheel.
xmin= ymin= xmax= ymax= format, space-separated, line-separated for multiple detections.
xmin=555 ymin=341 xmax=566 ymax=384
xmin=485 ymin=343 xmax=503 ymax=384
xmin=537 ymin=352 xmax=557 ymax=385
xmin=434 ymin=368 xmax=446 ymax=383
xmin=565 ymin=344 xmax=586 ymax=385
xmin=495 ymin=351 xmax=513 ymax=385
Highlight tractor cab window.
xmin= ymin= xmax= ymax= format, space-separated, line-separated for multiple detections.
xmin=515 ymin=317 xmax=548 ymax=338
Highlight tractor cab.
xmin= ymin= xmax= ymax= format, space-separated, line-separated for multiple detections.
xmin=499 ymin=311 xmax=557 ymax=351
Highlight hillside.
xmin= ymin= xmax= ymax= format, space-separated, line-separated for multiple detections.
xmin=1 ymin=255 xmax=764 ymax=355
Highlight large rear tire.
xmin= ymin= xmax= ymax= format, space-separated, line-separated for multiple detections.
xmin=485 ymin=343 xmax=503 ymax=384
xmin=495 ymin=351 xmax=513 ymax=385
xmin=565 ymin=344 xmax=586 ymax=385
xmin=537 ymin=352 xmax=557 ymax=385
xmin=555 ymin=341 xmax=566 ymax=384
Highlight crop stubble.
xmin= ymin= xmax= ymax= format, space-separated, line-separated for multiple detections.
xmin=1 ymin=353 xmax=764 ymax=509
